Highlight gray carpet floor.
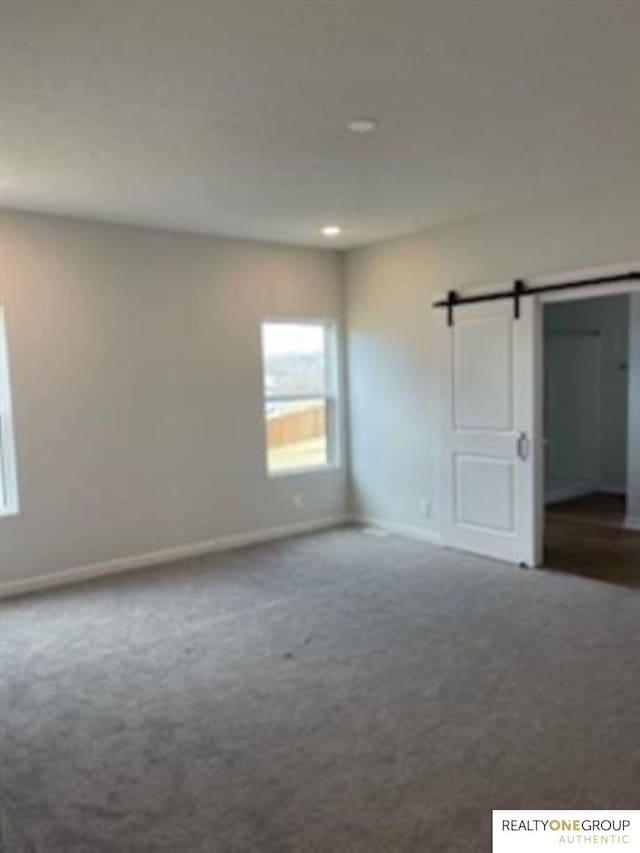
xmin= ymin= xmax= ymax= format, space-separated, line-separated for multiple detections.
xmin=1 ymin=526 xmax=639 ymax=852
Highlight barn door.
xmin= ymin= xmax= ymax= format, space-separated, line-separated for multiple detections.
xmin=441 ymin=297 xmax=540 ymax=566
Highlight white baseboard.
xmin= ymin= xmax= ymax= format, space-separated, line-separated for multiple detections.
xmin=599 ymin=483 xmax=626 ymax=496
xmin=545 ymin=481 xmax=596 ymax=505
xmin=350 ymin=514 xmax=442 ymax=545
xmin=0 ymin=515 xmax=348 ymax=601
xmin=545 ymin=480 xmax=626 ymax=505
xmin=624 ymin=516 xmax=640 ymax=532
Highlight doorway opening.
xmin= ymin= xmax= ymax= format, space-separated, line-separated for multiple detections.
xmin=542 ymin=293 xmax=640 ymax=586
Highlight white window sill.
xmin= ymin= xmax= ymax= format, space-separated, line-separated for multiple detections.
xmin=267 ymin=464 xmax=341 ymax=479
xmin=0 ymin=507 xmax=19 ymax=519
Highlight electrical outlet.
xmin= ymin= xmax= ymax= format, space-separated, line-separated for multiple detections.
xmin=293 ymin=493 xmax=304 ymax=510
xmin=419 ymin=498 xmax=431 ymax=518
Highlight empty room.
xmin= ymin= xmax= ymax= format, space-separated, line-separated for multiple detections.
xmin=1 ymin=2 xmax=638 ymax=851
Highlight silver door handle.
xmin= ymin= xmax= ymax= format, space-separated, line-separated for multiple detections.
xmin=517 ymin=432 xmax=530 ymax=461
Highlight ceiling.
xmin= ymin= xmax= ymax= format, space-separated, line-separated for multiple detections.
xmin=1 ymin=0 xmax=638 ymax=248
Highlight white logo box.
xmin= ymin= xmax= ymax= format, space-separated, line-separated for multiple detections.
xmin=493 ymin=810 xmax=640 ymax=852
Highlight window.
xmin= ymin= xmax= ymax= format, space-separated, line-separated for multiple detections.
xmin=261 ymin=320 xmax=339 ymax=475
xmin=0 ymin=307 xmax=19 ymax=516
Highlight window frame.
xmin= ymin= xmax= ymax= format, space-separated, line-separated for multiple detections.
xmin=261 ymin=317 xmax=341 ymax=478
xmin=0 ymin=306 xmax=19 ymax=517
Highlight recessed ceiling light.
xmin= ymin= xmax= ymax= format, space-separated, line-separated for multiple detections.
xmin=348 ymin=118 xmax=378 ymax=134
xmin=321 ymin=225 xmax=342 ymax=237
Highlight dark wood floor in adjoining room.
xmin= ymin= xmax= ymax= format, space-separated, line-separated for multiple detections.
xmin=545 ymin=492 xmax=640 ymax=587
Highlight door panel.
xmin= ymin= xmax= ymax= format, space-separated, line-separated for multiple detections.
xmin=454 ymin=454 xmax=515 ymax=532
xmin=454 ymin=313 xmax=513 ymax=431
xmin=441 ymin=298 xmax=539 ymax=565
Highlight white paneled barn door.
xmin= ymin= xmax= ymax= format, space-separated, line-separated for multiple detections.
xmin=440 ymin=297 xmax=540 ymax=566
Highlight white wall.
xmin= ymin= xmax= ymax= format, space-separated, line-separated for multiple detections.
xmin=627 ymin=294 xmax=640 ymax=527
xmin=345 ymin=186 xmax=640 ymax=535
xmin=544 ymin=296 xmax=629 ymax=501
xmin=3 ymin=183 xmax=639 ymax=584
xmin=0 ymin=210 xmax=347 ymax=585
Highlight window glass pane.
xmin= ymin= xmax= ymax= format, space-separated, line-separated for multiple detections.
xmin=0 ymin=309 xmax=18 ymax=513
xmin=265 ymin=398 xmax=328 ymax=473
xmin=262 ymin=323 xmax=326 ymax=396
xmin=0 ymin=429 xmax=5 ymax=507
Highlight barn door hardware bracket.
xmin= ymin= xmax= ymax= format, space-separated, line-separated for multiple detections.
xmin=446 ymin=290 xmax=458 ymax=327
xmin=513 ymin=279 xmax=526 ymax=319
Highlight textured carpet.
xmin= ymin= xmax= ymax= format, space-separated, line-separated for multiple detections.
xmin=1 ymin=526 xmax=639 ymax=852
